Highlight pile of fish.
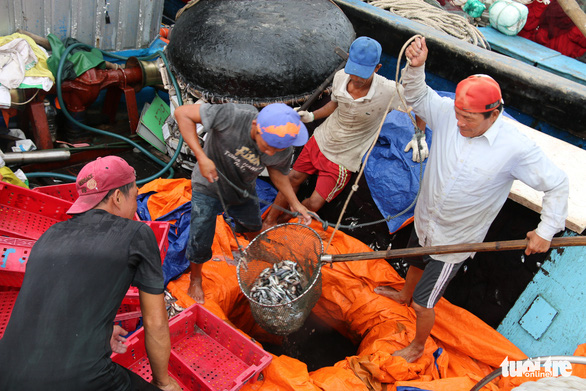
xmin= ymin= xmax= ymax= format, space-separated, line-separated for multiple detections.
xmin=250 ymin=260 xmax=308 ymax=305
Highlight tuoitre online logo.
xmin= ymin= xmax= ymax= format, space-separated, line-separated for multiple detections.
xmin=500 ymin=356 xmax=573 ymax=378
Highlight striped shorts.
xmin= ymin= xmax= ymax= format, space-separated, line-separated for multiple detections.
xmin=405 ymin=228 xmax=464 ymax=308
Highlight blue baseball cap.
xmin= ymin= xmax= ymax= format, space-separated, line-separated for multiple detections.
xmin=257 ymin=103 xmax=308 ymax=149
xmin=344 ymin=37 xmax=382 ymax=79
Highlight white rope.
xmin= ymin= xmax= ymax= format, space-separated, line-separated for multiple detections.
xmin=365 ymin=0 xmax=490 ymax=49
xmin=511 ymin=375 xmax=586 ymax=390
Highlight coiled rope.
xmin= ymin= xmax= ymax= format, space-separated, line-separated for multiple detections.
xmin=471 ymin=355 xmax=586 ymax=391
xmin=511 ymin=376 xmax=586 ymax=390
xmin=365 ymin=0 xmax=490 ymax=49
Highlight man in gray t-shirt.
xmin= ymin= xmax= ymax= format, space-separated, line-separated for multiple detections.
xmin=175 ymin=102 xmax=312 ymax=303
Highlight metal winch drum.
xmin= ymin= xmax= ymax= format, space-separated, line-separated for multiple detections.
xmin=237 ymin=223 xmax=323 ymax=335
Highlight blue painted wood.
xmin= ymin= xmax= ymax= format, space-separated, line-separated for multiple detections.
xmin=479 ymin=26 xmax=586 ymax=86
xmin=497 ymin=231 xmax=586 ymax=356
xmin=518 ymin=296 xmax=558 ymax=340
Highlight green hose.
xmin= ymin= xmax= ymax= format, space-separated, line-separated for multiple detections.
xmin=27 ymin=41 xmax=185 ymax=185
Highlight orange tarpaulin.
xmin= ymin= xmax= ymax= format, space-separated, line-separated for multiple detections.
xmin=144 ymin=179 xmax=532 ymax=390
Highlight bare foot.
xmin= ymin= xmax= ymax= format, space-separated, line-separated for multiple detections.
xmin=374 ymin=286 xmax=410 ymax=305
xmin=187 ymin=279 xmax=205 ymax=304
xmin=392 ymin=343 xmax=424 ymax=363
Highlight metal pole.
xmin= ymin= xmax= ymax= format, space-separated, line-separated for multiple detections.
xmin=3 ymin=150 xmax=71 ymax=164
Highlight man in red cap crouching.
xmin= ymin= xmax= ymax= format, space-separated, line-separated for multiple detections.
xmin=374 ymin=37 xmax=569 ymax=363
xmin=0 ymin=156 xmax=180 ymax=391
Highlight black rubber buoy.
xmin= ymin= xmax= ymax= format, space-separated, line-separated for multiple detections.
xmin=166 ymin=0 xmax=355 ymax=106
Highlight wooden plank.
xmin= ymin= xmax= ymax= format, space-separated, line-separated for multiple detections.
xmin=479 ymin=26 xmax=561 ymax=63
xmin=478 ymin=26 xmax=586 ymax=86
xmin=324 ymin=236 xmax=586 ymax=262
xmin=504 ymin=116 xmax=586 ymax=234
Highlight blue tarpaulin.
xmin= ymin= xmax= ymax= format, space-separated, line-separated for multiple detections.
xmin=364 ymin=110 xmax=432 ymax=233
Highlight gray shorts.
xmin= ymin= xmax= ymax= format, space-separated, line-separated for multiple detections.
xmin=412 ymin=259 xmax=462 ymax=308
xmin=405 ymin=228 xmax=463 ymax=309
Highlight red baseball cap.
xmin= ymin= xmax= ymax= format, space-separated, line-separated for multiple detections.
xmin=455 ymin=75 xmax=503 ymax=113
xmin=67 ymin=156 xmax=136 ymax=214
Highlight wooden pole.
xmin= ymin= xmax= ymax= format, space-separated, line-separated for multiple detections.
xmin=322 ymin=236 xmax=586 ymax=263
xmin=556 ymin=0 xmax=586 ymax=38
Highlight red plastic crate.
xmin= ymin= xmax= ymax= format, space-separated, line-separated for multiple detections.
xmin=0 ymin=182 xmax=73 ymax=240
xmin=33 ymin=182 xmax=78 ymax=202
xmin=145 ymin=221 xmax=170 ymax=263
xmin=0 ymin=237 xmax=36 ymax=287
xmin=112 ymin=304 xmax=273 ymax=391
xmin=33 ymin=182 xmax=144 ymax=221
xmin=0 ymin=290 xmax=19 ymax=339
xmin=0 ymin=290 xmax=141 ymax=339
xmin=0 ymin=221 xmax=169 ymax=292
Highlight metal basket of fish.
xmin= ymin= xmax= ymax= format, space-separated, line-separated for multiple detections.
xmin=237 ymin=223 xmax=323 ymax=335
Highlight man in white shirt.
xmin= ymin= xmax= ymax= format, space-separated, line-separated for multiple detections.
xmin=263 ymin=36 xmax=423 ymax=229
xmin=375 ymin=36 xmax=569 ymax=363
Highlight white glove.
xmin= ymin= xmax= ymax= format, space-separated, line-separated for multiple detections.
xmin=294 ymin=108 xmax=314 ymax=123
xmin=404 ymin=132 xmax=429 ymax=163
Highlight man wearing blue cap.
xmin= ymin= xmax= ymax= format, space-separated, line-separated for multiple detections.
xmin=263 ymin=36 xmax=425 ymax=229
xmin=175 ymin=102 xmax=312 ymax=303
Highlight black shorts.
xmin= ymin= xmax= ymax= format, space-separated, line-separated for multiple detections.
xmin=405 ymin=228 xmax=464 ymax=309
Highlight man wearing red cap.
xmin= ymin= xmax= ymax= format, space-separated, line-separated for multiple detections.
xmin=175 ymin=102 xmax=312 ymax=304
xmin=0 ymin=156 xmax=180 ymax=391
xmin=375 ymin=37 xmax=569 ymax=363
xmin=263 ymin=36 xmax=426 ymax=229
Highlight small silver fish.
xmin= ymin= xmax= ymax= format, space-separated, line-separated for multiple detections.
xmin=250 ymin=260 xmax=307 ymax=305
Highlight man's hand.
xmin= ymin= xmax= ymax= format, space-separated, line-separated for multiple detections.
xmin=291 ymin=204 xmax=312 ymax=225
xmin=405 ymin=36 xmax=428 ymax=67
xmin=295 ymin=109 xmax=314 ymax=123
xmin=152 ymin=377 xmax=182 ymax=391
xmin=198 ymin=156 xmax=218 ymax=183
xmin=404 ymin=133 xmax=429 ymax=162
xmin=525 ymin=230 xmax=551 ymax=255
xmin=110 ymin=325 xmax=128 ymax=354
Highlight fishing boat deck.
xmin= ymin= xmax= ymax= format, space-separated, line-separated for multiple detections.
xmin=505 ymin=116 xmax=586 ymax=234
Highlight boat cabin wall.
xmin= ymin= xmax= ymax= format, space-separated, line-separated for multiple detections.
xmin=1 ymin=0 xmax=164 ymax=51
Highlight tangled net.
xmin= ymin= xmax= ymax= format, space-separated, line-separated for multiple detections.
xmin=365 ymin=0 xmax=490 ymax=49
